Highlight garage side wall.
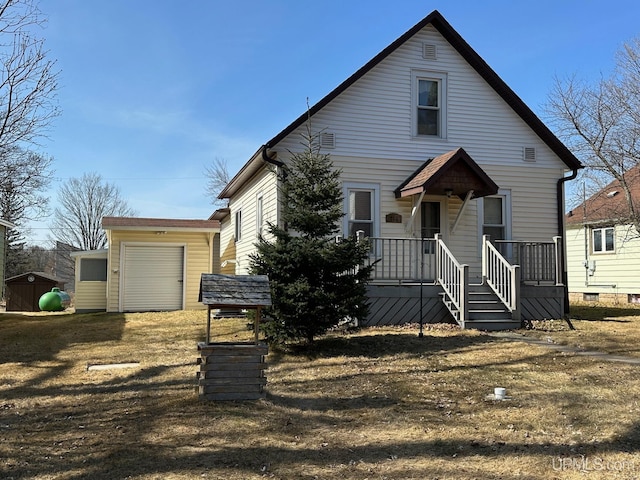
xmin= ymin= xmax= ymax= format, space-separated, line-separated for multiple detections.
xmin=106 ymin=230 xmax=214 ymax=312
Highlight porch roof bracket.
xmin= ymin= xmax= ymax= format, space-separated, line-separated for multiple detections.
xmin=450 ymin=190 xmax=474 ymax=234
xmin=405 ymin=190 xmax=426 ymax=233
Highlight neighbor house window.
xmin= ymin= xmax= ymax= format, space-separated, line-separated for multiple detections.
xmin=413 ymin=70 xmax=447 ymax=138
xmin=256 ymin=194 xmax=264 ymax=237
xmin=234 ymin=209 xmax=242 ymax=242
xmin=343 ymin=183 xmax=380 ymax=238
xmin=79 ymin=258 xmax=107 ymax=281
xmin=592 ymin=227 xmax=614 ymax=253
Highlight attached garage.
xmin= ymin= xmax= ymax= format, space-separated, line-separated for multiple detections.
xmin=121 ymin=244 xmax=185 ymax=311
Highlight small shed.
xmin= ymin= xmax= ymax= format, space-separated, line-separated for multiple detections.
xmin=196 ymin=274 xmax=272 ymax=401
xmin=5 ymin=272 xmax=66 ymax=312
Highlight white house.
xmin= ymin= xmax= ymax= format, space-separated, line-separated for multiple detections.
xmin=566 ymin=165 xmax=640 ymax=304
xmin=215 ymin=10 xmax=583 ymax=330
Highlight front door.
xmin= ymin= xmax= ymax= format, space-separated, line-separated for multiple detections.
xmin=421 ymin=201 xmax=441 ymax=254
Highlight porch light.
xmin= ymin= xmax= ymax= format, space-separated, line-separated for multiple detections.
xmin=445 ymin=189 xmax=453 ymax=198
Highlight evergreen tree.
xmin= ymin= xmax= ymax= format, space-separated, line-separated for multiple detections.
xmin=250 ymin=132 xmax=372 ymax=344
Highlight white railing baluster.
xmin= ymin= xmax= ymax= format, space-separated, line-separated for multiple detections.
xmin=482 ymin=235 xmax=520 ymax=320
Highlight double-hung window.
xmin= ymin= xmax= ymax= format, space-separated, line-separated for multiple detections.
xmin=413 ymin=70 xmax=447 ymax=138
xmin=343 ymin=183 xmax=379 ymax=238
xmin=478 ymin=191 xmax=512 ymax=249
xmin=592 ymin=227 xmax=614 ymax=253
xmin=482 ymin=197 xmax=506 ymax=241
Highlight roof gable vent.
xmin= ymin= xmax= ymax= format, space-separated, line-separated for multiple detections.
xmin=422 ymin=43 xmax=437 ymax=60
xmin=319 ymin=131 xmax=335 ymax=148
xmin=523 ymin=147 xmax=536 ymax=162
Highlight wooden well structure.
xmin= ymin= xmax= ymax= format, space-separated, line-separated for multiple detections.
xmin=197 ymin=274 xmax=271 ymax=401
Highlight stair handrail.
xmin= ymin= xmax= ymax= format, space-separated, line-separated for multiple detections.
xmin=482 ymin=235 xmax=521 ymax=321
xmin=435 ymin=233 xmax=469 ymax=324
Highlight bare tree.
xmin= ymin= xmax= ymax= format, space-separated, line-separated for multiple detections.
xmin=52 ymin=173 xmax=136 ymax=250
xmin=204 ymin=157 xmax=230 ymax=207
xmin=0 ymin=0 xmax=59 ymax=153
xmin=0 ymin=0 xmax=59 ymax=276
xmin=546 ymin=36 xmax=640 ymax=234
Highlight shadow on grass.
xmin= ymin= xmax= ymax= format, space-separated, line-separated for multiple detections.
xmin=570 ymin=304 xmax=640 ymax=321
xmin=6 ymin=412 xmax=639 ymax=480
xmin=0 ymin=312 xmax=127 ymax=364
xmin=277 ymin=331 xmax=496 ymax=360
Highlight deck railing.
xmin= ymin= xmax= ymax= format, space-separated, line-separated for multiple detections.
xmin=482 ymin=235 xmax=520 ymax=319
xmin=365 ymin=237 xmax=437 ymax=282
xmin=494 ymin=237 xmax=562 ymax=285
xmin=435 ymin=233 xmax=468 ymax=324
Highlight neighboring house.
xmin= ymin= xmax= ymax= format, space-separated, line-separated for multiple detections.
xmin=566 ymin=165 xmax=640 ymax=304
xmin=0 ymin=218 xmax=15 ymax=300
xmin=215 ymin=10 xmax=583 ymax=330
xmin=72 ymin=217 xmax=220 ymax=313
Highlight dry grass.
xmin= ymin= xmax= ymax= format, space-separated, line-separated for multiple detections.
xmin=1 ymin=310 xmax=640 ymax=479
xmin=523 ymin=302 xmax=640 ymax=358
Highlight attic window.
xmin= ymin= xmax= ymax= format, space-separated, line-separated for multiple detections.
xmin=319 ymin=132 xmax=335 ymax=148
xmin=422 ymin=43 xmax=437 ymax=60
xmin=523 ymin=147 xmax=536 ymax=162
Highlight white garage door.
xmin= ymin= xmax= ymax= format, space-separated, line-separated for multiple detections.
xmin=122 ymin=245 xmax=184 ymax=311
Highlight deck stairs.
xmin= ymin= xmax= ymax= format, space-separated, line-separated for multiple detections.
xmin=441 ymin=282 xmax=521 ymax=331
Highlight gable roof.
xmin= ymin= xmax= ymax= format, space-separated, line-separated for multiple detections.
xmin=566 ymin=165 xmax=640 ymax=226
xmin=395 ymin=148 xmax=499 ymax=199
xmin=5 ymin=271 xmax=64 ymax=284
xmin=102 ymin=216 xmax=220 ymax=231
xmin=220 ymin=9 xmax=582 ymax=199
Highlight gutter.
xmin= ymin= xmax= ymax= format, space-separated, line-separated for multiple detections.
xmin=262 ymin=145 xmax=284 ymax=167
xmin=557 ymin=168 xmax=581 ymax=314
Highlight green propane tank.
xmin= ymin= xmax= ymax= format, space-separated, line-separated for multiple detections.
xmin=39 ymin=287 xmax=71 ymax=312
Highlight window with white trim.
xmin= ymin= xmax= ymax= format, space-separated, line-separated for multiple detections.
xmin=478 ymin=191 xmax=512 ymax=246
xmin=234 ymin=209 xmax=242 ymax=242
xmin=79 ymin=258 xmax=107 ymax=281
xmin=256 ymin=194 xmax=264 ymax=237
xmin=592 ymin=227 xmax=614 ymax=253
xmin=413 ymin=70 xmax=447 ymax=138
xmin=482 ymin=196 xmax=506 ymax=241
xmin=343 ymin=183 xmax=379 ymax=238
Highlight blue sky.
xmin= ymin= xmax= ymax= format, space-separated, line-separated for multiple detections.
xmin=26 ymin=0 xmax=640 ymax=244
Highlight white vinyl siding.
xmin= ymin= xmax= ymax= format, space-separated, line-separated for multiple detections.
xmin=223 ymin=165 xmax=279 ymax=275
xmin=227 ymin=21 xmax=571 ymax=280
xmin=121 ymin=244 xmax=185 ymax=312
xmin=277 ymin=24 xmax=564 ymax=170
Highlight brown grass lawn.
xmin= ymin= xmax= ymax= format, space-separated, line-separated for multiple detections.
xmin=1 ymin=308 xmax=640 ymax=479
